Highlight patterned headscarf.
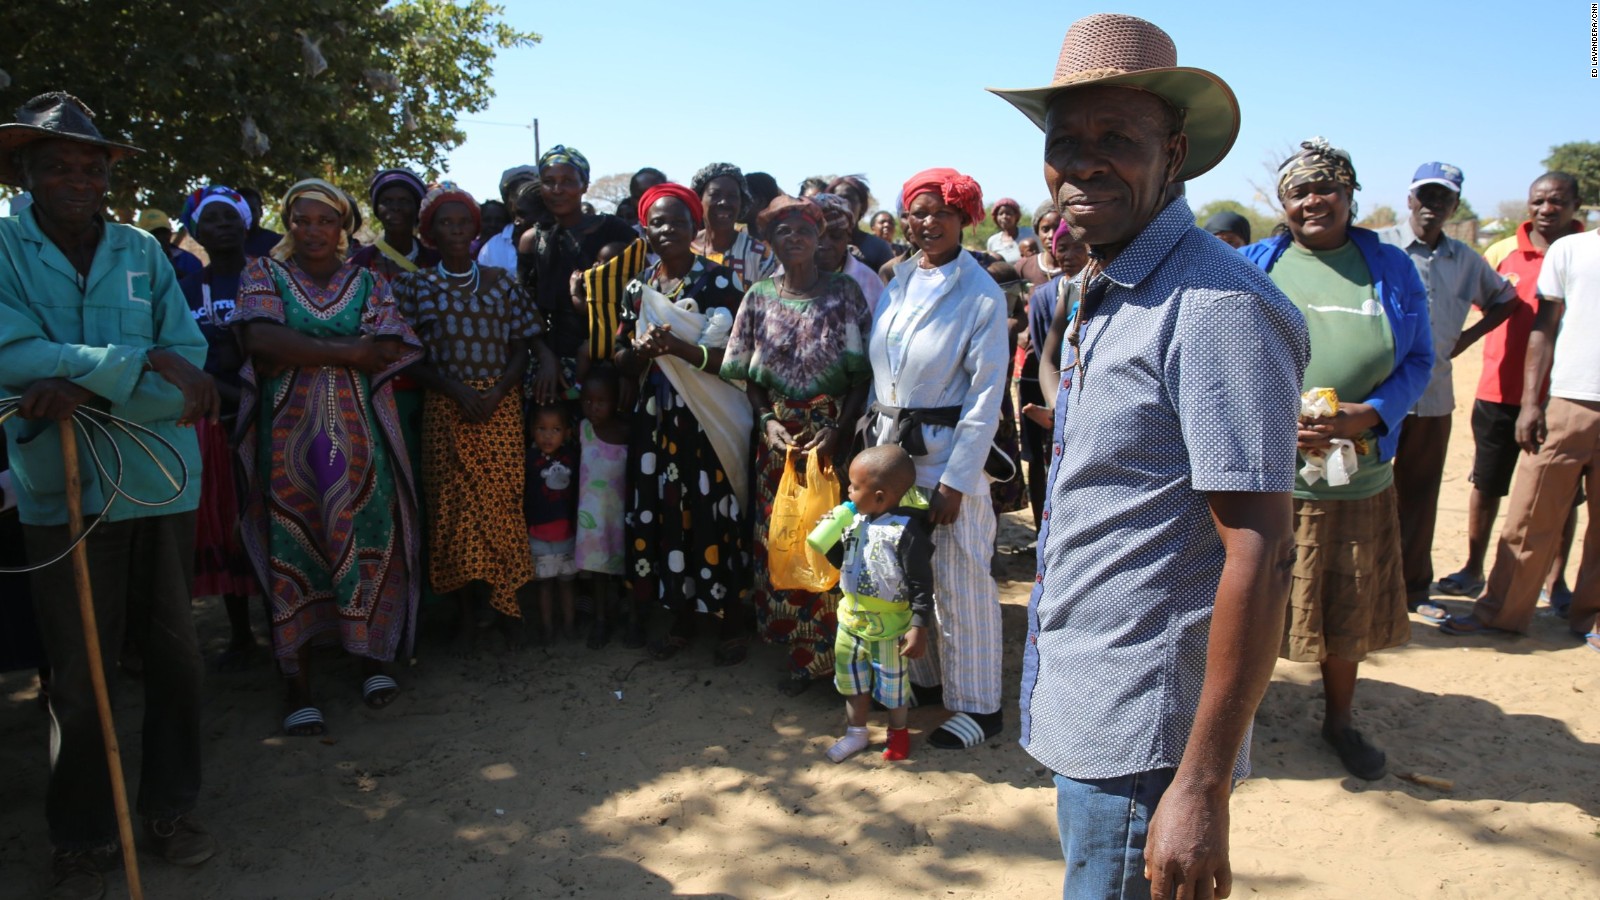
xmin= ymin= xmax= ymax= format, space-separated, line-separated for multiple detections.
xmin=757 ymin=195 xmax=826 ymax=241
xmin=637 ymin=182 xmax=704 ymax=230
xmin=811 ymin=193 xmax=855 ymax=228
xmin=179 ymin=185 xmax=252 ymax=232
xmin=1276 ymin=136 xmax=1360 ymax=199
xmin=368 ymin=167 xmax=426 ymax=208
xmin=538 ymin=145 xmax=590 ymax=186
xmin=900 ymin=167 xmax=984 ymax=226
xmin=417 ymin=182 xmax=480 ymax=249
xmin=690 ymin=162 xmax=753 ymax=218
xmin=272 ymin=177 xmax=354 ymax=261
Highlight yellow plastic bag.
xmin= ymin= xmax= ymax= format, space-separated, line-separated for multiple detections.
xmin=766 ymin=448 xmax=841 ymax=592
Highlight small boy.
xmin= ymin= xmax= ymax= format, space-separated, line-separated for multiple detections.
xmin=525 ymin=403 xmax=579 ymax=642
xmin=812 ymin=445 xmax=933 ymax=762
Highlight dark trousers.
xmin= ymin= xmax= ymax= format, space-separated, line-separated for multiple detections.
xmin=24 ymin=511 xmax=202 ymax=849
xmin=1018 ymin=376 xmax=1051 ymax=525
xmin=1394 ymin=413 xmax=1453 ymax=599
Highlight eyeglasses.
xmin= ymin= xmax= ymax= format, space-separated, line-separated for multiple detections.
xmin=905 ymin=208 xmax=960 ymax=224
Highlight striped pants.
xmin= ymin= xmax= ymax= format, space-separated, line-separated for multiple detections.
xmin=908 ymin=488 xmax=1003 ymax=714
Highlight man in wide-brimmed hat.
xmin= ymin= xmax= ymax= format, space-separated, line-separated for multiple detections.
xmin=995 ymin=15 xmax=1310 ymax=899
xmin=0 ymin=91 xmax=219 ymax=900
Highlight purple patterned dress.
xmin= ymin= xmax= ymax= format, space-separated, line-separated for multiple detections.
xmin=231 ymin=257 xmax=422 ymax=674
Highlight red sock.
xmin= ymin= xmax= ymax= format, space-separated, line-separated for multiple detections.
xmin=884 ymin=727 xmax=911 ymax=760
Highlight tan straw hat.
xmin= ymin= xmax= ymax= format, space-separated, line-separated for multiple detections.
xmin=989 ymin=14 xmax=1240 ymax=181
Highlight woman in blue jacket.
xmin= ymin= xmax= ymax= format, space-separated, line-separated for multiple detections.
xmin=1242 ymin=138 xmax=1433 ymax=782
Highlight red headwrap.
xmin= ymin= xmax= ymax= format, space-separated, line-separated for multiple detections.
xmin=990 ymin=197 xmax=1021 ymax=223
xmin=417 ymin=184 xmax=480 ymax=248
xmin=900 ymin=168 xmax=984 ymax=226
xmin=637 ymin=182 xmax=704 ymax=230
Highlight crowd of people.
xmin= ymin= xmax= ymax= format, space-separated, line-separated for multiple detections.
xmin=0 ymin=11 xmax=1595 ymax=900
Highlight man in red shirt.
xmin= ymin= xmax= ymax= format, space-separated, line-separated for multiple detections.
xmin=1436 ymin=172 xmax=1584 ymax=609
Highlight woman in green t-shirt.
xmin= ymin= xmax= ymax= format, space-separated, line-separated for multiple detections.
xmin=1242 ymin=138 xmax=1434 ymax=783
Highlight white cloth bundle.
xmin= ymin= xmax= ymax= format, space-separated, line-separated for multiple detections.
xmin=1299 ymin=388 xmax=1359 ymax=487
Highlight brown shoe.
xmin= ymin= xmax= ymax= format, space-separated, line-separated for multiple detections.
xmin=145 ymin=815 xmax=216 ymax=867
xmin=47 ymin=844 xmax=118 ymax=900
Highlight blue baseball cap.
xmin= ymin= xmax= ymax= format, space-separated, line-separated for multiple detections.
xmin=1410 ymin=162 xmax=1463 ymax=193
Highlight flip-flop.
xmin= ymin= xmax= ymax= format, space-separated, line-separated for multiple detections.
xmin=1586 ymin=632 xmax=1600 ymax=655
xmin=712 ymin=639 xmax=748 ymax=668
xmin=647 ymin=636 xmax=689 ymax=661
xmin=1435 ymin=571 xmax=1486 ymax=597
xmin=1412 ymin=601 xmax=1451 ymax=623
xmin=361 ymin=674 xmax=399 ymax=709
xmin=282 ymin=706 xmax=325 ymax=737
xmin=1438 ymin=615 xmax=1508 ymax=637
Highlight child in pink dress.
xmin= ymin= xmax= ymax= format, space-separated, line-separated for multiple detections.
xmin=575 ymin=367 xmax=629 ymax=648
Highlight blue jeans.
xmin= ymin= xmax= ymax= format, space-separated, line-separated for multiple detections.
xmin=1053 ymin=767 xmax=1177 ymax=900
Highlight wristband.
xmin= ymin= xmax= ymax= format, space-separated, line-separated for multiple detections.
xmin=759 ymin=411 xmax=777 ymax=427
xmin=697 ymin=344 xmax=709 ymax=371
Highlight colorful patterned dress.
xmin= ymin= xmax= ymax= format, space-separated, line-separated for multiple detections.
xmin=392 ymin=265 xmax=538 ymax=616
xmin=618 ymin=258 xmax=747 ymax=620
xmin=720 ymin=272 xmax=873 ymax=678
xmin=231 ymin=257 xmax=421 ymax=675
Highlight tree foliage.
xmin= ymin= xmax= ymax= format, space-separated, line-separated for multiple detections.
xmin=1357 ymin=204 xmax=1398 ymax=229
xmin=0 ymin=0 xmax=537 ymax=213
xmin=1192 ymin=199 xmax=1278 ymax=244
xmin=1543 ymin=141 xmax=1600 ymax=208
xmin=1451 ymin=197 xmax=1477 ymax=223
xmin=586 ymin=173 xmax=631 ymax=213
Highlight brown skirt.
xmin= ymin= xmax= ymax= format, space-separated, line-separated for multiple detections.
xmin=422 ymin=382 xmax=535 ymax=617
xmin=1282 ymin=485 xmax=1411 ymax=663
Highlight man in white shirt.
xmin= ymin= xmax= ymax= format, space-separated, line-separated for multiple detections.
xmin=1441 ymin=228 xmax=1600 ymax=649
xmin=476 ymin=164 xmax=538 ymax=271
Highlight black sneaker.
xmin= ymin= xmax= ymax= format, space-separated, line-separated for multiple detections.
xmin=48 ymin=843 xmax=118 ymax=900
xmin=1323 ymin=727 xmax=1387 ymax=781
xmin=145 ymin=814 xmax=216 ymax=867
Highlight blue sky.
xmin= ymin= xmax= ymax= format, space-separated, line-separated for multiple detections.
xmin=438 ymin=1 xmax=1596 ymax=223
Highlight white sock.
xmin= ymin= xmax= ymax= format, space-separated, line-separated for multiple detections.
xmin=827 ymin=726 xmax=870 ymax=763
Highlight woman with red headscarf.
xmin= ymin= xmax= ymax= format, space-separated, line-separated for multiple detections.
xmin=864 ymin=168 xmax=1010 ymax=750
xmin=392 ymin=185 xmax=543 ymax=651
xmin=614 ymin=183 xmax=751 ymax=663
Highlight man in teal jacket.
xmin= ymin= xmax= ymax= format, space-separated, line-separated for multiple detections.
xmin=0 ymin=92 xmax=219 ymax=900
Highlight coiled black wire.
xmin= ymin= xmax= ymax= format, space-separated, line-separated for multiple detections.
xmin=0 ymin=397 xmax=191 ymax=573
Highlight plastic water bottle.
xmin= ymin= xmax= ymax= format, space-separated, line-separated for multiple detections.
xmin=806 ymin=501 xmax=857 ymax=554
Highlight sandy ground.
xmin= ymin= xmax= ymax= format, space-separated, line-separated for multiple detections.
xmin=1 ymin=342 xmax=1595 ymax=900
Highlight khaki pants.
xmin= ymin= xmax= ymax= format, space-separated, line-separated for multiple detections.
xmin=1473 ymin=398 xmax=1600 ymax=633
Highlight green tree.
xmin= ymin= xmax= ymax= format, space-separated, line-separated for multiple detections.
xmin=1451 ymin=196 xmax=1477 ymax=223
xmin=1543 ymin=141 xmax=1600 ymax=208
xmin=1192 ymin=199 xmax=1277 ymax=244
xmin=1357 ymin=204 xmax=1398 ymax=229
xmin=0 ymin=0 xmax=537 ymax=213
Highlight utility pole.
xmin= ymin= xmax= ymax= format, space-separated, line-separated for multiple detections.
xmin=532 ymin=117 xmax=540 ymax=161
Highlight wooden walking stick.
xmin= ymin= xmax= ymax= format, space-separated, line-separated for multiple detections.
xmin=58 ymin=417 xmax=145 ymax=900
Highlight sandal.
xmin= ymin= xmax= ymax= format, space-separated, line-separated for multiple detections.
xmin=928 ymin=711 xmax=1003 ymax=750
xmin=1438 ymin=615 xmax=1507 ymax=637
xmin=647 ymin=636 xmax=689 ymax=661
xmin=1435 ymin=570 xmax=1486 ymax=597
xmin=361 ymin=674 xmax=400 ymax=709
xmin=712 ymin=639 xmax=748 ymax=668
xmin=282 ymin=706 xmax=326 ymax=737
xmin=1412 ymin=601 xmax=1451 ymax=623
xmin=778 ymin=673 xmax=814 ymax=696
